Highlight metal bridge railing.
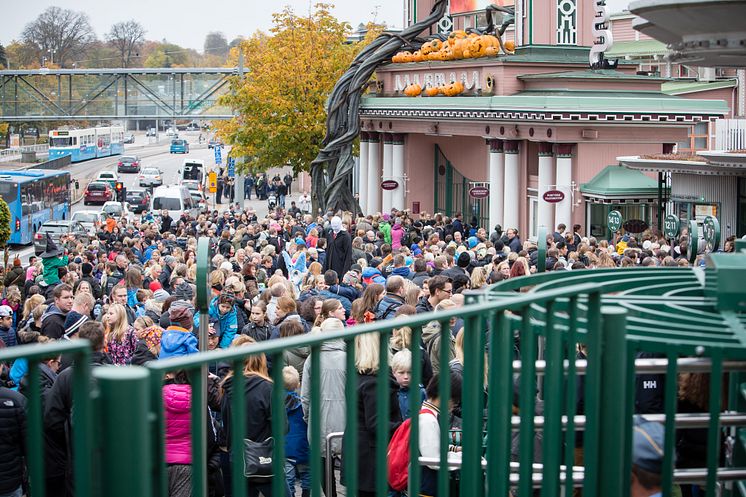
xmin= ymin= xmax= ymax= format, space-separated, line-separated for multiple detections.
xmin=1 ymin=248 xmax=745 ymax=497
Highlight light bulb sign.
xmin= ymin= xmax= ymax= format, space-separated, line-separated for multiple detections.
xmin=663 ymin=214 xmax=680 ymax=239
xmin=607 ymin=210 xmax=623 ymax=233
xmin=702 ymin=216 xmax=721 ymax=251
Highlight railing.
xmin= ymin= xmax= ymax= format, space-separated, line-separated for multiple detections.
xmin=0 ymin=144 xmax=49 ymax=162
xmin=1 ymin=246 xmax=744 ymax=497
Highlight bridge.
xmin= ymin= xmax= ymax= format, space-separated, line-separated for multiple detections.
xmin=0 ymin=67 xmax=239 ymax=121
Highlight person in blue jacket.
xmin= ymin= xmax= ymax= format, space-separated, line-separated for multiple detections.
xmin=283 ymin=366 xmax=310 ymax=497
xmin=195 ymin=292 xmax=239 ymax=349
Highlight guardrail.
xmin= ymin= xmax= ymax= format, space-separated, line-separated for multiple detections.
xmin=0 ymin=240 xmax=744 ymax=497
xmin=0 ymin=144 xmax=49 ymax=162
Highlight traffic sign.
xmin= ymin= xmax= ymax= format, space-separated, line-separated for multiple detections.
xmin=227 ymin=157 xmax=235 ymax=178
xmin=214 ymin=146 xmax=222 ymax=165
xmin=607 ymin=210 xmax=623 ymax=232
xmin=664 ymin=215 xmax=680 ymax=239
xmin=703 ymin=216 xmax=721 ymax=251
xmin=208 ymin=171 xmax=217 ymax=193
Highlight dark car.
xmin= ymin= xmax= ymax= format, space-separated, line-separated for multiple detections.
xmin=125 ymin=189 xmax=151 ymax=214
xmin=123 ymin=133 xmax=135 ymax=144
xmin=83 ymin=181 xmax=113 ymax=205
xmin=34 ymin=220 xmax=90 ymax=256
xmin=117 ymin=155 xmax=141 ymax=173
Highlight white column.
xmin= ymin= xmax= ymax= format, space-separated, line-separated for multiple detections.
xmin=554 ymin=144 xmax=574 ymax=229
xmin=503 ymin=140 xmax=520 ymax=230
xmin=488 ymin=139 xmax=504 ymax=229
xmin=537 ymin=143 xmax=555 ymax=231
xmin=391 ymin=133 xmax=406 ymax=211
xmin=358 ymin=132 xmax=369 ymax=214
xmin=367 ymin=132 xmax=381 ymax=215
xmin=382 ymin=134 xmax=394 ymax=214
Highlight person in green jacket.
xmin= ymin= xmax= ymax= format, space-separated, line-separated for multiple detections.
xmin=40 ymin=234 xmax=68 ymax=286
xmin=379 ymin=214 xmax=392 ymax=244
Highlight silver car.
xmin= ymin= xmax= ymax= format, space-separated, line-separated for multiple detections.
xmin=34 ymin=220 xmax=90 ymax=256
xmin=139 ymin=167 xmax=163 ymax=187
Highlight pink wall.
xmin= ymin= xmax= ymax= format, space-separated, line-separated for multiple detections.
xmin=674 ymin=88 xmax=736 ymax=118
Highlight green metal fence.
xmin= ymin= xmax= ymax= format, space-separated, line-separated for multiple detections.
xmin=1 ymin=246 xmax=745 ymax=497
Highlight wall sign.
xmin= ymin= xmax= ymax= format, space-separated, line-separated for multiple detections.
xmin=607 ymin=210 xmax=623 ymax=232
xmin=381 ymin=180 xmax=399 ymax=190
xmin=469 ymin=186 xmax=490 ymax=199
xmin=663 ymin=214 xmax=680 ymax=239
xmin=542 ymin=190 xmax=565 ymax=203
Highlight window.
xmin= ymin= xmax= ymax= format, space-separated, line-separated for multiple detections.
xmin=0 ymin=182 xmax=19 ymax=206
xmin=50 ymin=137 xmax=71 ymax=147
xmin=677 ymin=122 xmax=711 ymax=153
xmin=152 ymin=197 xmax=181 ymax=210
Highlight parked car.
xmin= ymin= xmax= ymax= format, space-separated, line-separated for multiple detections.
xmin=125 ymin=189 xmax=151 ymax=214
xmin=186 ymin=123 xmax=200 ymax=131
xmin=102 ymin=201 xmax=131 ymax=220
xmin=117 ymin=155 xmax=141 ymax=173
xmin=34 ymin=220 xmax=90 ymax=256
xmin=123 ymin=133 xmax=135 ymax=144
xmin=207 ymin=138 xmax=223 ymax=149
xmin=71 ymin=210 xmax=107 ymax=235
xmin=96 ymin=171 xmax=119 ymax=188
xmin=170 ymin=139 xmax=189 ymax=154
xmin=139 ymin=167 xmax=163 ymax=187
xmin=83 ymin=181 xmax=114 ymax=205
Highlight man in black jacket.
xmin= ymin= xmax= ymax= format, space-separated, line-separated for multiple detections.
xmin=41 ymin=283 xmax=74 ymax=340
xmin=44 ymin=321 xmax=111 ymax=497
xmin=159 ymin=256 xmax=176 ymax=293
xmin=0 ymin=382 xmax=26 ymax=497
xmin=324 ymin=216 xmax=352 ymax=279
xmin=374 ymin=275 xmax=407 ymax=320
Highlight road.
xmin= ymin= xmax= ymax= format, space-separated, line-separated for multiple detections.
xmin=9 ymin=130 xmax=305 ymax=263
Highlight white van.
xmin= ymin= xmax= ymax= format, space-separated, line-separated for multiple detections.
xmin=151 ymin=185 xmax=201 ymax=219
xmin=180 ymin=159 xmax=205 ymax=185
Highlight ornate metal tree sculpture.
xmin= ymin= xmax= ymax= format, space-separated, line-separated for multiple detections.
xmin=311 ymin=0 xmax=449 ymax=215
xmin=311 ymin=1 xmax=515 ymax=215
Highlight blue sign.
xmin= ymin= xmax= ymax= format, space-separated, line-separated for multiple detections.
xmin=227 ymin=157 xmax=235 ymax=178
xmin=214 ymin=146 xmax=222 ymax=165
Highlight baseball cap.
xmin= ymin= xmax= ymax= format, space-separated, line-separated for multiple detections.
xmin=0 ymin=305 xmax=12 ymax=318
xmin=632 ymin=416 xmax=666 ymax=474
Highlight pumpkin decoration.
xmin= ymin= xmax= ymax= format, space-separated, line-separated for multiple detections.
xmin=468 ymin=37 xmax=487 ymax=58
xmin=424 ymin=85 xmax=440 ymax=97
xmin=401 ymin=51 xmax=415 ymax=63
xmin=403 ymin=83 xmax=422 ymax=97
xmin=447 ymin=30 xmax=467 ymax=46
xmin=485 ymin=46 xmax=499 ymax=57
xmin=412 ymin=50 xmax=424 ymax=62
xmin=504 ymin=40 xmax=516 ymax=53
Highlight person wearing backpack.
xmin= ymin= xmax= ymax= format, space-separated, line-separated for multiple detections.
xmin=387 ymin=372 xmax=463 ymax=496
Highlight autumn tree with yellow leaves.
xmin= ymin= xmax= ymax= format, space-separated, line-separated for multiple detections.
xmin=218 ymin=4 xmax=381 ymax=179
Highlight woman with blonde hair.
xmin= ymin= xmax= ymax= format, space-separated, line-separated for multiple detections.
xmin=469 ymin=266 xmax=488 ymax=290
xmin=220 ymin=335 xmax=288 ymax=497
xmin=302 ymin=261 xmax=323 ymax=287
xmin=104 ymin=303 xmax=137 ymax=365
xmin=347 ymin=331 xmax=401 ymax=496
xmin=18 ymin=294 xmax=45 ymax=331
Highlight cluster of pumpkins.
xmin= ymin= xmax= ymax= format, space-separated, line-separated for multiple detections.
xmin=403 ymin=81 xmax=465 ymax=97
xmin=391 ymin=30 xmax=515 ymax=64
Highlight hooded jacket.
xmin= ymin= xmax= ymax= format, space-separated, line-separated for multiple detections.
xmin=421 ymin=321 xmax=455 ymax=375
xmin=164 ymin=383 xmax=192 ymax=464
xmin=0 ymin=386 xmax=26 ymax=494
xmin=193 ymin=297 xmax=239 ymax=349
xmin=391 ymin=223 xmax=405 ymax=250
xmin=40 ymin=304 xmax=67 ymax=340
xmin=374 ymin=292 xmax=406 ymax=321
xmin=285 ymin=390 xmax=310 ymax=463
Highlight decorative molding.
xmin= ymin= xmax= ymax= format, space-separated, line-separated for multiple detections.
xmin=487 ymin=139 xmax=504 ymax=153
xmin=360 ymin=131 xmax=370 ymax=142
xmin=367 ymin=132 xmax=381 ymax=143
xmin=557 ymin=0 xmax=578 ymax=45
xmin=538 ymin=142 xmax=554 ymax=156
xmin=359 ymin=107 xmax=720 ymax=124
xmin=504 ymin=140 xmax=520 ymax=154
xmin=556 ymin=144 xmax=575 ymax=157
xmin=390 ymin=133 xmax=405 ymax=145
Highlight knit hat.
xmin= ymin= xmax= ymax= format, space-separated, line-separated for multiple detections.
xmin=141 ymin=326 xmax=163 ymax=351
xmin=172 ymin=283 xmax=194 ymax=301
xmin=382 ymin=214 xmax=390 ymax=221
xmin=342 ymin=270 xmax=360 ymax=287
xmin=467 ymin=236 xmax=479 ymax=249
xmin=149 ymin=281 xmax=162 ymax=292
xmin=632 ymin=416 xmax=666 ymax=474
xmin=168 ymin=300 xmax=195 ymax=327
xmin=153 ymin=289 xmax=170 ymax=303
xmin=457 ymin=251 xmax=472 ymax=268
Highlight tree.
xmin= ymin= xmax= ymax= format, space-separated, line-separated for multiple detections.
xmin=204 ymin=32 xmax=229 ymax=58
xmin=107 ymin=20 xmax=146 ymax=67
xmin=0 ymin=197 xmax=11 ymax=269
xmin=21 ymin=7 xmax=95 ymax=67
xmin=218 ymin=4 xmax=381 ymax=187
xmin=0 ymin=44 xmax=7 ymax=69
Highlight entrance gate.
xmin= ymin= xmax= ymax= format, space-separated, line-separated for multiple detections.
xmin=434 ymin=144 xmax=489 ymax=229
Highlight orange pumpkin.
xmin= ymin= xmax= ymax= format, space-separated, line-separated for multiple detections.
xmin=468 ymin=37 xmax=487 ymax=58
xmin=453 ymin=38 xmax=469 ymax=58
xmin=424 ymin=85 xmax=440 ymax=97
xmin=429 ymin=39 xmax=444 ymax=52
xmin=412 ymin=50 xmax=424 ymax=62
xmin=400 ymin=51 xmax=414 ymax=63
xmin=447 ymin=30 xmax=467 ymax=46
xmin=504 ymin=40 xmax=516 ymax=53
xmin=404 ymin=83 xmax=422 ymax=97
xmin=485 ymin=46 xmax=499 ymax=57
xmin=483 ymin=35 xmax=500 ymax=48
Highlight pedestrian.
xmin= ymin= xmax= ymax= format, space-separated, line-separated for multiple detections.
xmin=324 ymin=216 xmax=353 ymax=279
xmin=283 ymin=172 xmax=293 ymax=195
xmin=283 ymin=366 xmax=311 ymax=497
xmin=245 ymin=174 xmax=254 ymax=200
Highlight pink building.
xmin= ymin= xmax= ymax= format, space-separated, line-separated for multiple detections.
xmin=357 ymin=0 xmax=730 ymax=239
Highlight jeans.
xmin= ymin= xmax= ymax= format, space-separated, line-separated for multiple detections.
xmin=284 ymin=459 xmax=311 ymax=491
xmin=0 ymin=486 xmax=23 ymax=497
xmin=279 ymin=194 xmax=286 ymax=208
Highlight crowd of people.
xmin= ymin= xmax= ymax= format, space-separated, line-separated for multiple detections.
xmin=0 ymin=197 xmax=726 ymax=497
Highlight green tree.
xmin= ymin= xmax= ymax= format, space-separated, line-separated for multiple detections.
xmin=0 ymin=44 xmax=7 ymax=69
xmin=217 ymin=3 xmax=381 ymax=176
xmin=204 ymin=31 xmax=229 ymax=58
xmin=0 ymin=197 xmax=11 ymax=268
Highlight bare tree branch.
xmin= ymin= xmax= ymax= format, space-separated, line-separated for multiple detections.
xmin=21 ymin=6 xmax=96 ymax=67
xmin=107 ymin=20 xmax=146 ymax=68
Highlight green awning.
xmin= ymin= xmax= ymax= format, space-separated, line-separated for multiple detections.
xmin=580 ymin=165 xmax=659 ymax=198
xmin=663 ymin=79 xmax=738 ymax=95
xmin=606 ymin=39 xmax=669 ymax=58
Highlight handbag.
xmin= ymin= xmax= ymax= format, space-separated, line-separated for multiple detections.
xmin=243 ymin=437 xmax=275 ymax=479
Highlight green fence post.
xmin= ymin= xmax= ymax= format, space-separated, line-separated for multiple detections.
xmin=537 ymin=226 xmax=547 ymax=273
xmin=597 ymin=306 xmax=628 ymax=497
xmin=193 ymin=236 xmax=212 ymax=497
xmin=94 ymin=366 xmax=152 ymax=497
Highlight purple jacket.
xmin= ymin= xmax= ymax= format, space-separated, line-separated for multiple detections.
xmin=164 ymin=384 xmax=192 ymax=464
xmin=391 ymin=224 xmax=405 ymax=250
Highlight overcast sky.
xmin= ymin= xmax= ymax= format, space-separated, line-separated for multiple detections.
xmin=3 ymin=0 xmax=632 ymax=51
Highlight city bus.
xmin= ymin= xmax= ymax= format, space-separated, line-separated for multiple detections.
xmin=0 ymin=169 xmax=72 ymax=245
xmin=48 ymin=126 xmax=124 ymax=163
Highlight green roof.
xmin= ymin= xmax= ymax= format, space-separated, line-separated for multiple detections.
xmin=662 ymin=79 xmax=738 ymax=95
xmin=518 ymin=69 xmax=669 ymax=81
xmin=361 ymin=91 xmax=729 ymax=115
xmin=606 ymin=39 xmax=669 ymax=58
xmin=580 ymin=165 xmax=659 ymax=197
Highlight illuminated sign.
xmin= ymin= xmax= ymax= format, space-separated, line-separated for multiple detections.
xmin=451 ymin=0 xmax=514 ymax=15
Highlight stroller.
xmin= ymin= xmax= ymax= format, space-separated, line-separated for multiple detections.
xmin=267 ymin=192 xmax=277 ymax=210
